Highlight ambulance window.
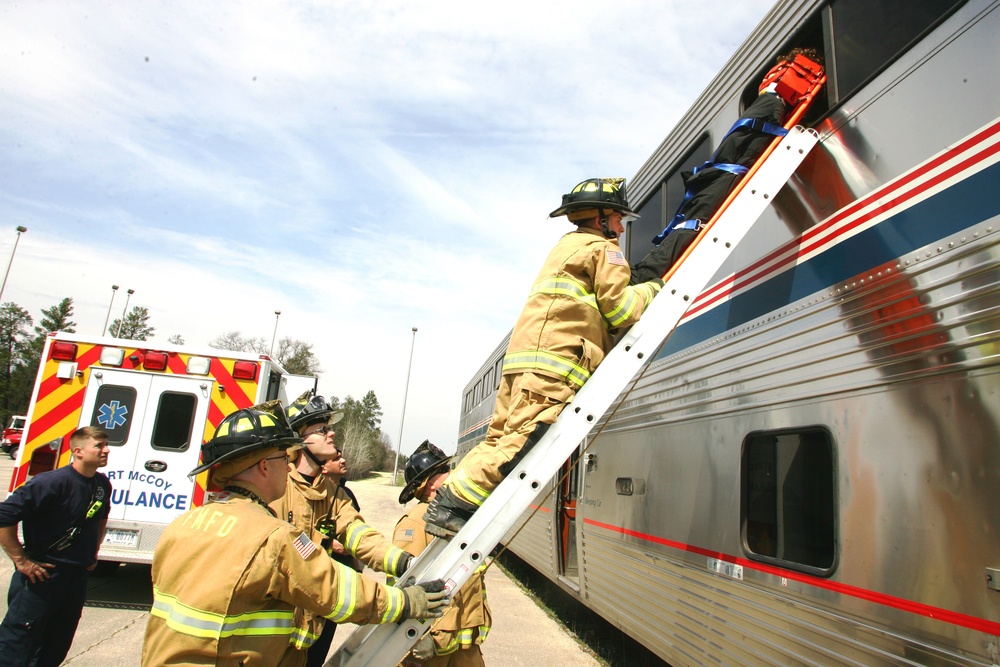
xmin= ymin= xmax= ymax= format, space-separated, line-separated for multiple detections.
xmin=150 ymin=392 xmax=198 ymax=451
xmin=741 ymin=427 xmax=836 ymax=575
xmin=91 ymin=385 xmax=137 ymax=446
xmin=265 ymin=369 xmax=282 ymax=401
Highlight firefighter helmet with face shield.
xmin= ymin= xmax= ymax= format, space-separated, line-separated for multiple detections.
xmin=285 ymin=391 xmax=344 ymax=433
xmin=399 ymin=440 xmax=453 ymax=504
xmin=548 ymin=177 xmax=640 ymax=221
xmin=189 ymin=404 xmax=301 ymax=477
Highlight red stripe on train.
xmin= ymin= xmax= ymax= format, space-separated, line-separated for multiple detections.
xmin=586 ymin=518 xmax=1000 ymax=636
xmin=687 ymin=118 xmax=1000 ymax=318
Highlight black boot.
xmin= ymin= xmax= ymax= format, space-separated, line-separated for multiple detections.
xmin=424 ymin=485 xmax=480 ymax=539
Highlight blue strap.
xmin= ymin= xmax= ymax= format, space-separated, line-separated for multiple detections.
xmin=652 ymin=113 xmax=788 ymax=245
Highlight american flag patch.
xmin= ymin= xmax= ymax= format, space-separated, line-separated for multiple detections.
xmin=395 ymin=528 xmax=414 ymax=543
xmin=293 ymin=533 xmax=318 ymax=559
xmin=606 ymin=248 xmax=626 ymax=266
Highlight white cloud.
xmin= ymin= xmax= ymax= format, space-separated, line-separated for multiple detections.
xmin=0 ymin=0 xmax=774 ymax=454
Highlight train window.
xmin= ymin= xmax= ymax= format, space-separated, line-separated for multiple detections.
xmin=742 ymin=428 xmax=836 ymax=574
xmin=628 ymin=135 xmax=712 ymax=266
xmin=494 ymin=357 xmax=503 ymax=389
xmin=829 ymin=0 xmax=965 ymax=101
xmin=150 ymin=392 xmax=197 ymax=451
xmin=739 ymin=0 xmax=964 ymax=120
xmin=629 ymin=183 xmax=663 ymax=265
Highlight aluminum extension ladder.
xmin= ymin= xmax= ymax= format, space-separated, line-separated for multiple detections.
xmin=327 ymin=124 xmax=820 ymax=667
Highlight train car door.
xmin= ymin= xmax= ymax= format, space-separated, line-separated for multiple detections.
xmin=556 ymin=446 xmax=583 ymax=581
xmin=79 ymin=368 xmax=211 ymax=526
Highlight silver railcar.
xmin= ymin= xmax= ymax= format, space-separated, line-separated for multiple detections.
xmin=457 ymin=0 xmax=1000 ymax=664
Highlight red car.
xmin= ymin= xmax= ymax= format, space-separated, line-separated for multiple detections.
xmin=1 ymin=415 xmax=26 ymax=459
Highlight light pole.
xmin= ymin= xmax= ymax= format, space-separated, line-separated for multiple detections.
xmin=269 ymin=310 xmax=281 ymax=357
xmin=392 ymin=327 xmax=418 ymax=484
xmin=102 ymin=285 xmax=119 ymax=336
xmin=115 ymin=289 xmax=134 ymax=338
xmin=0 ymin=226 xmax=27 ymax=304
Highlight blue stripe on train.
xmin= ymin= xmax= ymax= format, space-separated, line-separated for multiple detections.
xmin=656 ymin=159 xmax=1000 ymax=360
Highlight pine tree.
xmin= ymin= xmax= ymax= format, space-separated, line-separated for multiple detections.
xmin=0 ymin=303 xmax=34 ymax=427
xmin=109 ymin=305 xmax=155 ymax=340
xmin=35 ymin=297 xmax=76 ymax=337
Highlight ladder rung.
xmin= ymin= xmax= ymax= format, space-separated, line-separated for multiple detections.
xmin=327 ymin=125 xmax=820 ymax=667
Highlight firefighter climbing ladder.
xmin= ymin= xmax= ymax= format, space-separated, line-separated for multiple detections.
xmin=327 ymin=124 xmax=819 ymax=667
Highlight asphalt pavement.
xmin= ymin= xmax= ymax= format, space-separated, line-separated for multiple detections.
xmin=0 ymin=456 xmax=603 ymax=666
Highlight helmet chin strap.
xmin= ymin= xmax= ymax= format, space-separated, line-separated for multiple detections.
xmin=598 ymin=209 xmax=618 ymax=239
xmin=303 ymin=446 xmax=327 ymax=469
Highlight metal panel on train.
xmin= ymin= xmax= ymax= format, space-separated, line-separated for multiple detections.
xmin=457 ymin=1 xmax=1000 ymax=664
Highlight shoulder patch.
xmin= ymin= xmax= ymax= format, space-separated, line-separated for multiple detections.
xmin=293 ymin=532 xmax=318 ymax=559
xmin=605 ymin=248 xmax=626 ymax=266
xmin=395 ymin=528 xmax=415 ymax=543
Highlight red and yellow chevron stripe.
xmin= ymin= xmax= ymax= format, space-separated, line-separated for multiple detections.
xmin=11 ymin=340 xmax=266 ymax=504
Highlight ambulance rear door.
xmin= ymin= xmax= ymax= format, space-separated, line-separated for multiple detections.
xmin=80 ymin=368 xmax=212 ymax=526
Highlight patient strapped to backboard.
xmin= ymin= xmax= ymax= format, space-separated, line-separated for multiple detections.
xmin=631 ymin=49 xmax=824 ymax=285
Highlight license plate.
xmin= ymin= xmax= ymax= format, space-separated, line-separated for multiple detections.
xmin=103 ymin=529 xmax=139 ymax=548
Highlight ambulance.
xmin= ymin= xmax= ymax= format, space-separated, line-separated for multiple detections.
xmin=8 ymin=332 xmax=316 ymax=565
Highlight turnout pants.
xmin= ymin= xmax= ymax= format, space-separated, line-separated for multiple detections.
xmin=449 ymin=372 xmax=573 ymax=506
xmin=0 ymin=567 xmax=90 ymax=667
xmin=402 ymin=645 xmax=486 ymax=667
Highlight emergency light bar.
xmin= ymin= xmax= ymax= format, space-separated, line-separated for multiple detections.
xmin=232 ymin=361 xmax=258 ymax=381
xmin=99 ymin=347 xmax=126 ymax=366
xmin=186 ymin=357 xmax=211 ymax=375
xmin=50 ymin=341 xmax=78 ymax=361
xmin=143 ymin=351 xmax=169 ymax=371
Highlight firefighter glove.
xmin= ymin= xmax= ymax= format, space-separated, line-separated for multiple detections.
xmin=411 ymin=632 xmax=437 ymax=661
xmin=401 ymin=579 xmax=448 ymax=619
xmin=398 ymin=551 xmax=414 ymax=576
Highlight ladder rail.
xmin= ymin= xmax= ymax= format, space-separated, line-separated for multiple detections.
xmin=327 ymin=125 xmax=820 ymax=667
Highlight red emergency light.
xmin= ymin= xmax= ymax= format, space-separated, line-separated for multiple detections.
xmin=232 ymin=360 xmax=258 ymax=381
xmin=50 ymin=341 xmax=78 ymax=361
xmin=143 ymin=351 xmax=169 ymax=371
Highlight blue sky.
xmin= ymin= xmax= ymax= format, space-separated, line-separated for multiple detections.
xmin=0 ymin=0 xmax=773 ymax=455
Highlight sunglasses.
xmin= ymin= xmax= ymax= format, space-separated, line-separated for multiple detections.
xmin=305 ymin=425 xmax=335 ymax=437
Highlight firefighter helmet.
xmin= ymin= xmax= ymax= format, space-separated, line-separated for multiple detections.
xmin=286 ymin=391 xmax=344 ymax=433
xmin=189 ymin=405 xmax=301 ymax=476
xmin=399 ymin=440 xmax=453 ymax=504
xmin=548 ymin=177 xmax=640 ymax=219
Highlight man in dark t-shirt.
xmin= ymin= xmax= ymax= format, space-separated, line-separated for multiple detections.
xmin=0 ymin=426 xmax=112 ymax=667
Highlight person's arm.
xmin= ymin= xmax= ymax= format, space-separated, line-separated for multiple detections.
xmin=333 ymin=488 xmax=412 ymax=576
xmin=86 ymin=519 xmax=109 ymax=572
xmin=0 ymin=525 xmax=53 ymax=583
xmin=592 ymin=243 xmax=661 ymax=329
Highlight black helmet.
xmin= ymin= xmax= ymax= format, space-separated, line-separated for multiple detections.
xmin=286 ymin=391 xmax=344 ymax=433
xmin=548 ymin=177 xmax=640 ymax=219
xmin=189 ymin=404 xmax=301 ymax=476
xmin=399 ymin=440 xmax=453 ymax=504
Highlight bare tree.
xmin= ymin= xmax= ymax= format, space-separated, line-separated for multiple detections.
xmin=210 ymin=331 xmax=321 ymax=376
xmin=209 ymin=331 xmax=268 ymax=354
